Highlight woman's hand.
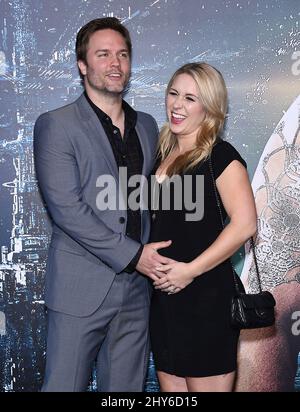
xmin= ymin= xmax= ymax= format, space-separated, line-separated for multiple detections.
xmin=153 ymin=262 xmax=195 ymax=294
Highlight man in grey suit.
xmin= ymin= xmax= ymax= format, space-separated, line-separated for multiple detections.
xmin=34 ymin=17 xmax=172 ymax=392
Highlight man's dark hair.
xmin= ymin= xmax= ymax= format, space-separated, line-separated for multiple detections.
xmin=76 ymin=17 xmax=132 ymax=64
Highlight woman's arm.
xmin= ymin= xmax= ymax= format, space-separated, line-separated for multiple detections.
xmin=189 ymin=160 xmax=257 ymax=275
xmin=155 ymin=160 xmax=257 ymax=292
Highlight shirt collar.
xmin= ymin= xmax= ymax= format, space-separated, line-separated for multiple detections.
xmin=84 ymin=91 xmax=137 ymax=129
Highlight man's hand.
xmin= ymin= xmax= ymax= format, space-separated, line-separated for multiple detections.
xmin=136 ymin=240 xmax=173 ymax=281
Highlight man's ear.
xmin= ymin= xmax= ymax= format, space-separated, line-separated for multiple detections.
xmin=78 ymin=60 xmax=87 ymax=77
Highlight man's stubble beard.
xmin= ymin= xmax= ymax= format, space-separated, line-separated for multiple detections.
xmin=86 ymin=71 xmax=131 ymax=98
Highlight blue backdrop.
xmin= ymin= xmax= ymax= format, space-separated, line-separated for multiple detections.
xmin=0 ymin=0 xmax=299 ymax=391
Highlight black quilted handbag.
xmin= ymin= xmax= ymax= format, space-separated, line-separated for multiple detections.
xmin=230 ymin=237 xmax=276 ymax=329
xmin=209 ymin=157 xmax=276 ymax=330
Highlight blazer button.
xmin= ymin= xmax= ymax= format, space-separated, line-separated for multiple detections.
xmin=119 ymin=217 xmax=126 ymax=224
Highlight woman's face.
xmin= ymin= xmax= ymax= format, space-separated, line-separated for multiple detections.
xmin=166 ymin=73 xmax=206 ymax=142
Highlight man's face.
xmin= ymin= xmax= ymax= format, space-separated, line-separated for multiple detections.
xmin=78 ymin=29 xmax=131 ymax=96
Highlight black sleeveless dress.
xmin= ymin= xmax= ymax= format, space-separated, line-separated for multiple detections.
xmin=149 ymin=140 xmax=246 ymax=377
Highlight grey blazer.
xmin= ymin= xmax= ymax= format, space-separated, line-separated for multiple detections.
xmin=34 ymin=94 xmax=158 ymax=317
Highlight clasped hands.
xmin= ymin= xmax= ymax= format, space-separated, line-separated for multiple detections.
xmin=136 ymin=241 xmax=195 ymax=295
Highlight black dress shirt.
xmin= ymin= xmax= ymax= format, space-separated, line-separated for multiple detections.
xmin=85 ymin=92 xmax=144 ymax=272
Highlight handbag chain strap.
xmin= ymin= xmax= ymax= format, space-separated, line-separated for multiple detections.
xmin=208 ymin=156 xmax=262 ymax=293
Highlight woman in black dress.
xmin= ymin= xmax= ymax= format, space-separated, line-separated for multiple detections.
xmin=149 ymin=62 xmax=257 ymax=392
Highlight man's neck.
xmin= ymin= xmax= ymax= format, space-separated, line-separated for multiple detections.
xmin=85 ymin=87 xmax=124 ymax=126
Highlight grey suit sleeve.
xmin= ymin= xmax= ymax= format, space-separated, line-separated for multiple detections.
xmin=33 ymin=112 xmax=140 ymax=273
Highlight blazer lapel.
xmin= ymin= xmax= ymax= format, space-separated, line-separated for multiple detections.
xmin=76 ymin=94 xmax=119 ymax=179
xmin=135 ymin=119 xmax=154 ymax=220
xmin=76 ymin=94 xmax=153 ymax=179
xmin=135 ymin=120 xmax=152 ymax=177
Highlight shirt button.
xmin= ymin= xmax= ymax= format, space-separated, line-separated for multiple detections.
xmin=113 ymin=129 xmax=118 ymax=134
xmin=119 ymin=217 xmax=126 ymax=224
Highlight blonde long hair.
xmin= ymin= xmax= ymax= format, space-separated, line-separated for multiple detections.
xmin=158 ymin=62 xmax=228 ymax=176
